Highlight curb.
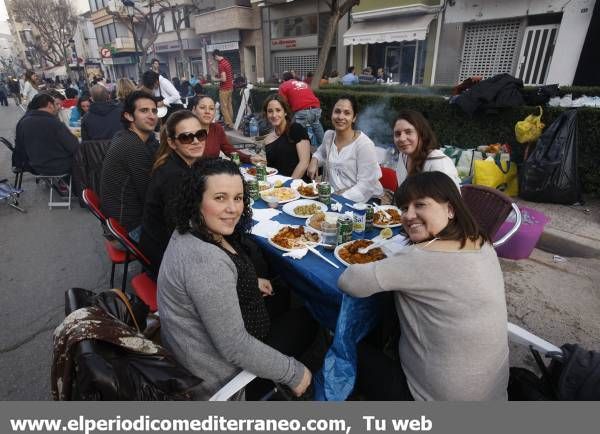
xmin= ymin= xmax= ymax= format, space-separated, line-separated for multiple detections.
xmin=537 ymin=227 xmax=600 ymax=258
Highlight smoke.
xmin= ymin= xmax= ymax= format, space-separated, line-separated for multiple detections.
xmin=356 ymin=101 xmax=394 ymax=148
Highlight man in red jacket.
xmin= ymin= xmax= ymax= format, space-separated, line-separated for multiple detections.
xmin=278 ymin=71 xmax=324 ymax=146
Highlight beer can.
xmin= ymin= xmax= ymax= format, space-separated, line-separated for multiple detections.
xmin=255 ymin=163 xmax=267 ymax=182
xmin=336 ymin=216 xmax=353 ymax=245
xmin=365 ymin=204 xmax=374 ymax=232
xmin=317 ymin=182 xmax=331 ymax=206
xmin=247 ymin=179 xmax=260 ymax=200
xmin=230 ymin=152 xmax=241 ymax=166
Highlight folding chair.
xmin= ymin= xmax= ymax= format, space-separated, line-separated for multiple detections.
xmin=0 ymin=179 xmax=25 ymax=212
xmin=379 ymin=166 xmax=398 ymax=192
xmin=105 ymin=217 xmax=157 ymax=312
xmin=81 ymin=189 xmax=134 ymax=288
xmin=1 ymin=137 xmax=25 ymax=199
xmin=461 ymin=184 xmax=522 ymax=248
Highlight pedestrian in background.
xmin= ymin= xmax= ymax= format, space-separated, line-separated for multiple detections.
xmin=341 ymin=66 xmax=359 ymax=86
xmin=0 ymin=81 xmax=9 ymax=106
xmin=211 ymin=49 xmax=234 ymax=130
xmin=21 ymin=70 xmax=39 ymax=106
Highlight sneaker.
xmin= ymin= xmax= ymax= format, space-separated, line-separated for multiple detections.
xmin=52 ymin=179 xmax=70 ymax=197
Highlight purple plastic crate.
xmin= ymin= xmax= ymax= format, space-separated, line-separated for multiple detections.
xmin=494 ymin=206 xmax=549 ymax=259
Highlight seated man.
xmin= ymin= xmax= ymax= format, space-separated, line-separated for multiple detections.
xmin=100 ymin=91 xmax=159 ymax=241
xmin=81 ymin=84 xmax=124 ymax=141
xmin=15 ymin=92 xmax=79 ymax=177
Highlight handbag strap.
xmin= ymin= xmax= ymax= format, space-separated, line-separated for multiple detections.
xmin=494 ymin=153 xmax=511 ymax=174
xmin=110 ymin=288 xmax=142 ymax=333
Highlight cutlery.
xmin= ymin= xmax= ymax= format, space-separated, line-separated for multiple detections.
xmin=358 ymin=238 xmax=396 ymax=254
xmin=306 ymin=245 xmax=340 ymax=268
xmin=372 ymin=203 xmax=393 ymax=220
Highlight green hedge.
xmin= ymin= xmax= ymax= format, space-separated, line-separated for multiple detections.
xmin=248 ymin=86 xmax=600 ymax=196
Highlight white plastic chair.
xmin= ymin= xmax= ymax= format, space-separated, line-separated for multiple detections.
xmin=508 ymin=322 xmax=563 ymax=357
xmin=209 ymin=370 xmax=258 ymax=401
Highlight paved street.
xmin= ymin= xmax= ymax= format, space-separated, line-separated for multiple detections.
xmin=1 ymin=101 xmax=599 ymax=400
xmin=0 ymin=102 xmax=117 ymax=399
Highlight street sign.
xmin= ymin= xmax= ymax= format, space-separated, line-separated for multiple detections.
xmin=100 ymin=47 xmax=112 ymax=58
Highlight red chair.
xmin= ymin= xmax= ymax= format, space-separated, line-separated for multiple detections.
xmin=379 ymin=166 xmax=398 ymax=191
xmin=105 ymin=217 xmax=158 ymax=312
xmin=81 ymin=188 xmax=132 ymax=288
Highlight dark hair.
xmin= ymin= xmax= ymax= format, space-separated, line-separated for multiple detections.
xmin=189 ymin=94 xmax=213 ymax=110
xmin=347 ymin=66 xmax=355 ymax=74
xmin=151 ymin=58 xmax=160 ymax=65
xmin=193 ymin=83 xmax=203 ymax=95
xmin=65 ymin=88 xmax=78 ymax=99
xmin=154 ymin=110 xmax=201 ymax=171
xmin=211 ymin=49 xmax=221 ymax=58
xmin=262 ymin=94 xmax=293 ymax=136
xmin=394 ymin=172 xmax=488 ymax=248
xmin=27 ymin=92 xmax=55 ymax=111
xmin=169 ymin=158 xmax=252 ymax=244
xmin=282 ymin=71 xmax=294 ymax=81
xmin=76 ymin=93 xmax=91 ymax=116
xmin=121 ymin=90 xmax=156 ymax=128
xmin=392 ymin=110 xmax=440 ymax=176
xmin=142 ymin=70 xmax=159 ymax=89
xmin=47 ymin=89 xmax=65 ymax=100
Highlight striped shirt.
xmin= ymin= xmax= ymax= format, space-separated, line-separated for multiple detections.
xmin=100 ymin=129 xmax=158 ymax=231
xmin=218 ymin=57 xmax=233 ymax=91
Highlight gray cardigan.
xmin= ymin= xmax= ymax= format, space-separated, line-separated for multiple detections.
xmin=157 ymin=232 xmax=305 ymax=400
xmin=339 ymin=243 xmax=509 ymax=401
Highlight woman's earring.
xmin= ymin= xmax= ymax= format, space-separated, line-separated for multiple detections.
xmin=448 ymin=213 xmax=454 ymax=219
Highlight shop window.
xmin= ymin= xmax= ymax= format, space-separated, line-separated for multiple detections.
xmin=383 ymin=41 xmax=426 ymax=85
xmin=271 ymin=14 xmax=318 ymax=39
xmin=459 ymin=19 xmax=521 ymax=81
xmin=272 ymin=53 xmax=319 ymax=80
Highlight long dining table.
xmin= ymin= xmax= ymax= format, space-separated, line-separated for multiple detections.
xmin=249 ymin=178 xmax=402 ymax=401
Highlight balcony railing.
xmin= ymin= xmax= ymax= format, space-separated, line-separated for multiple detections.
xmin=113 ymin=37 xmax=136 ymax=51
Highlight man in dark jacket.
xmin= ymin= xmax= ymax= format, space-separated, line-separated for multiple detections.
xmin=15 ymin=92 xmax=80 ymax=176
xmin=81 ymin=84 xmax=123 ymax=141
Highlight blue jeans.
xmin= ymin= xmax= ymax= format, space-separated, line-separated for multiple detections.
xmin=128 ymin=225 xmax=142 ymax=243
xmin=293 ymin=108 xmax=324 ymax=146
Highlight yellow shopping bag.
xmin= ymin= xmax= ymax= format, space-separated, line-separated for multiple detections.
xmin=515 ymin=106 xmax=544 ymax=144
xmin=473 ymin=158 xmax=519 ymax=196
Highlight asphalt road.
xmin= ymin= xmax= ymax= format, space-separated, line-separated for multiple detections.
xmin=0 ymin=101 xmax=118 ymax=399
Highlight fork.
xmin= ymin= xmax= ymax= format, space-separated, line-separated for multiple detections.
xmin=358 ymin=238 xmax=395 ymax=254
xmin=372 ymin=203 xmax=392 ymax=220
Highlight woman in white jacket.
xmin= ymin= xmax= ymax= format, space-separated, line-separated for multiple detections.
xmin=21 ymin=70 xmax=39 ymax=107
xmin=393 ymin=110 xmax=461 ymax=192
xmin=307 ymin=95 xmax=383 ymax=203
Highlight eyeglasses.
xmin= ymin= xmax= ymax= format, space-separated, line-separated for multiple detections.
xmin=174 ymin=129 xmax=207 ymax=144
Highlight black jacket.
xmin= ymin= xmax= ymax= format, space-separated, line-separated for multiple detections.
xmin=139 ymin=152 xmax=191 ymax=277
xmin=81 ymin=101 xmax=124 ymax=141
xmin=15 ymin=110 xmax=80 ymax=175
xmin=454 ymin=73 xmax=525 ymax=116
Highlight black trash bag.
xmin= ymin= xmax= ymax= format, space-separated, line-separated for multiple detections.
xmin=508 ymin=367 xmax=555 ymax=400
xmin=519 ymin=109 xmax=581 ymax=204
xmin=525 ymin=84 xmax=560 ymax=106
xmin=554 ymin=344 xmax=600 ymax=400
xmin=65 ymin=287 xmax=149 ymax=331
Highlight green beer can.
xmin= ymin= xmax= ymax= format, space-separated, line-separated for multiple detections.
xmin=256 ymin=163 xmax=267 ymax=182
xmin=318 ymin=182 xmax=331 ymax=206
xmin=230 ymin=152 xmax=241 ymax=166
xmin=247 ymin=179 xmax=260 ymax=200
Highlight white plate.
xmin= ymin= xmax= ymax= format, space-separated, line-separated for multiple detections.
xmin=260 ymin=187 xmax=300 ymax=204
xmin=268 ymin=225 xmax=321 ymax=252
xmin=296 ymin=183 xmax=319 ymax=199
xmin=282 ymin=199 xmax=328 ymax=218
xmin=333 ymin=239 xmax=388 ymax=267
xmin=242 ymin=166 xmax=278 ymax=179
xmin=373 ymin=205 xmax=403 ymax=228
xmin=305 ymin=212 xmax=343 ymax=233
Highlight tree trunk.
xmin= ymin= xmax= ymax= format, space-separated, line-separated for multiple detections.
xmin=312 ymin=10 xmax=341 ymax=90
xmin=173 ymin=9 xmax=188 ymax=78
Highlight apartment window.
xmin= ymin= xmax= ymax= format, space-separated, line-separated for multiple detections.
xmin=271 ymin=14 xmax=318 ymax=39
xmin=95 ymin=23 xmax=117 ymax=46
xmin=459 ymin=19 xmax=521 ymax=81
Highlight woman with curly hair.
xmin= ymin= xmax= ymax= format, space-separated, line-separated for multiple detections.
xmin=392 ymin=110 xmax=460 ymax=191
xmin=69 ymin=93 xmax=91 ymax=127
xmin=158 ymin=158 xmax=316 ymax=400
xmin=139 ymin=110 xmax=206 ymax=277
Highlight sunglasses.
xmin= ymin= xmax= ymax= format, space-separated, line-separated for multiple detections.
xmin=174 ymin=129 xmax=207 ymax=144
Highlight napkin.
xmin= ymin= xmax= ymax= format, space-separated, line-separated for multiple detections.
xmin=282 ymin=248 xmax=308 ymax=259
xmin=251 ymin=208 xmax=281 ymax=222
xmin=268 ymin=174 xmax=293 ymax=184
xmin=251 ymin=220 xmax=282 ymax=238
xmin=381 ymin=234 xmax=410 ymax=256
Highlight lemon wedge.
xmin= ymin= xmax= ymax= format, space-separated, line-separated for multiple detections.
xmin=380 ymin=227 xmax=393 ymax=239
xmin=273 ymin=180 xmax=283 ymax=188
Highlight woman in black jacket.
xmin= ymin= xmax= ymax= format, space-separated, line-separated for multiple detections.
xmin=139 ymin=110 xmax=207 ymax=277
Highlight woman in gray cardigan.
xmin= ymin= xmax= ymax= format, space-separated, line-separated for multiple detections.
xmin=157 ymin=158 xmax=312 ymax=399
xmin=339 ymin=171 xmax=509 ymax=401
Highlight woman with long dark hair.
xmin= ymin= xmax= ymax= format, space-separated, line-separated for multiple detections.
xmin=69 ymin=93 xmax=91 ymax=127
xmin=22 ymin=70 xmax=39 ymax=106
xmin=339 ymin=171 xmax=508 ymax=401
xmin=392 ymin=110 xmax=460 ymax=190
xmin=158 ymin=158 xmax=316 ymax=399
xmin=258 ymin=94 xmax=311 ymax=179
xmin=139 ymin=110 xmax=206 ymax=277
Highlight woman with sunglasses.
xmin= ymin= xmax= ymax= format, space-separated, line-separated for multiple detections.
xmin=190 ymin=95 xmax=257 ymax=163
xmin=139 ymin=110 xmax=206 ymax=277
xmin=159 ymin=158 xmax=315 ymax=400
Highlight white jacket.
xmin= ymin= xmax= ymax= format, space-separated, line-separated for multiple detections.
xmin=395 ymin=149 xmax=461 ymax=192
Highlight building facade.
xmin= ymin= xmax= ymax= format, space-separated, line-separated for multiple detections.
xmin=435 ymin=0 xmax=596 ymax=86
xmin=345 ymin=0 xmax=442 ymax=85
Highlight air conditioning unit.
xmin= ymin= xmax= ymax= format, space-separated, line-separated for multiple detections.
xmin=107 ymin=1 xmax=126 ymax=14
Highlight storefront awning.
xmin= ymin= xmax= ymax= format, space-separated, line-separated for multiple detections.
xmin=343 ymin=14 xmax=436 ymax=46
